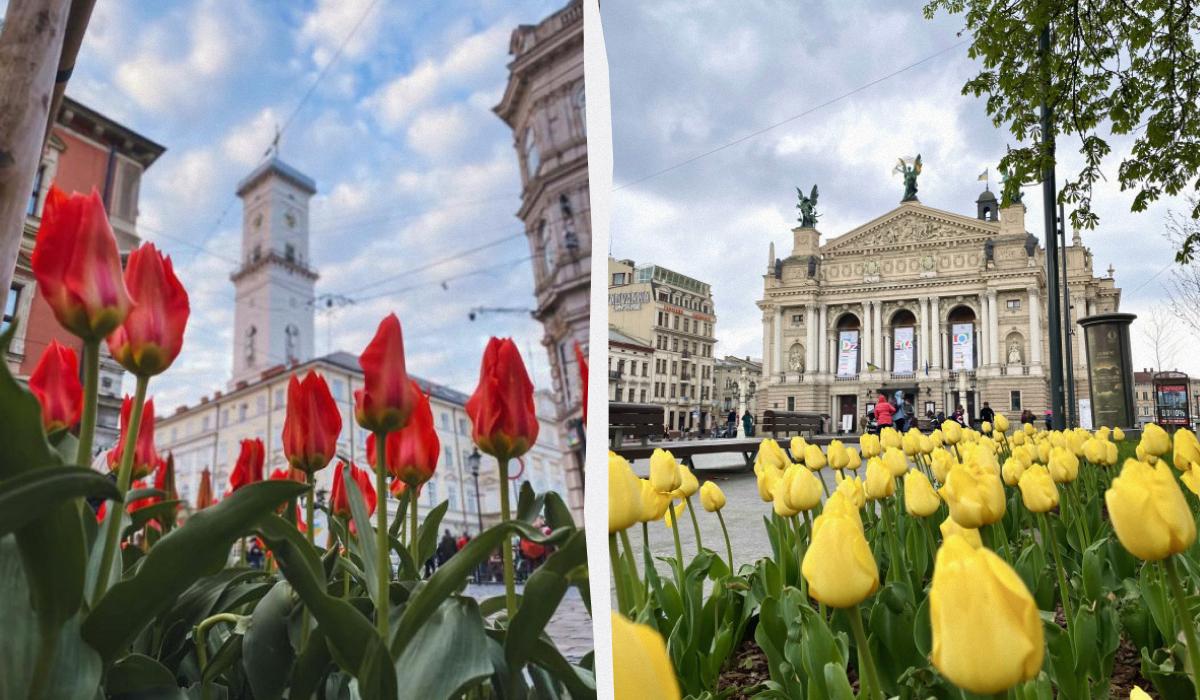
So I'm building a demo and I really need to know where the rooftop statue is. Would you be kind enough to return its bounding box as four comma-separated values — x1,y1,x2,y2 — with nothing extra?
796,185,819,228
894,154,922,202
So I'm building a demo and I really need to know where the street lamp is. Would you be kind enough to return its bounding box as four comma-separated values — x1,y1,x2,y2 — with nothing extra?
468,448,483,535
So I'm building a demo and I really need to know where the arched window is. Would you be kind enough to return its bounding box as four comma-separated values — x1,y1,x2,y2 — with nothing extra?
523,127,540,177
539,220,554,275
244,326,257,367
947,306,978,370
835,313,862,375
889,309,918,374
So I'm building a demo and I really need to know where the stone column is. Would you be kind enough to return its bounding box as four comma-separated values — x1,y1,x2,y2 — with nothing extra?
931,296,942,369
979,294,990,366
988,291,1000,366
805,303,817,375
761,312,771,378
818,304,828,373
773,306,784,381
861,302,872,368
1028,290,1042,364
884,331,892,371
874,301,884,368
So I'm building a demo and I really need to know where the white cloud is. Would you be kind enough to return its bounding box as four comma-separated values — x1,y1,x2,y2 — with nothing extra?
297,0,383,67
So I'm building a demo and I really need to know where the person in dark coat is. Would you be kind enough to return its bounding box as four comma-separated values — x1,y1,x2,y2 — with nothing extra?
980,401,995,425
741,412,755,437
436,529,456,567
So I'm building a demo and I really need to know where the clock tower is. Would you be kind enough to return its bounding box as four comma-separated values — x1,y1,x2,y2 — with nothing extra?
230,157,318,386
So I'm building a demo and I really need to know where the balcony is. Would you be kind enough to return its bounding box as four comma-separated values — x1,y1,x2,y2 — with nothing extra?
834,374,860,382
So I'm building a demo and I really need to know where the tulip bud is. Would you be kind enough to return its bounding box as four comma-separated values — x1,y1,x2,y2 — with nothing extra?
823,490,864,531
105,244,190,377
902,429,921,457
789,436,808,461
1023,422,1035,436
941,420,963,444
612,613,682,700
648,448,682,493
880,426,901,450
465,336,539,461
1183,467,1200,497
1011,431,1026,446
608,453,642,533
931,448,955,483
758,438,788,470
827,440,849,469
1141,423,1170,458
994,413,1009,434
802,511,879,608
940,463,1005,528
786,465,823,512
674,465,700,499
1017,464,1058,513
919,435,934,455
772,466,801,517
859,433,881,458
1113,427,1125,442
227,438,265,495
1104,440,1118,467
755,462,781,503
330,460,376,519
882,447,908,477
367,381,440,486
803,444,826,471
1048,447,1079,483
1106,458,1196,560
930,429,944,447
1001,457,1025,487
834,472,865,509
864,457,894,500
28,340,83,434
930,535,1044,694
1036,440,1051,465
108,395,158,480
939,515,982,548
637,479,670,522
31,185,133,341
981,421,992,435
282,371,342,474
699,481,726,512
1174,429,1200,472
904,470,940,517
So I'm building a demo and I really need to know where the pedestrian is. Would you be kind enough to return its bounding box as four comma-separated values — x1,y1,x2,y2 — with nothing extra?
436,528,456,568
456,532,470,551
424,555,436,578
980,401,995,425
952,404,966,426
874,392,895,430
1043,409,1052,430
893,390,907,432
727,408,736,432
742,411,755,437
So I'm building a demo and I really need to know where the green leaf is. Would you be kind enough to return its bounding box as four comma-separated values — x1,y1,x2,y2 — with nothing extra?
82,479,308,660
202,631,244,686
107,653,183,698
822,662,855,700
393,597,492,700
0,324,88,642
342,462,379,602
527,637,596,700
254,514,396,698
506,531,587,673
290,627,333,700
124,500,182,537
416,499,450,566
242,580,296,700
0,467,120,537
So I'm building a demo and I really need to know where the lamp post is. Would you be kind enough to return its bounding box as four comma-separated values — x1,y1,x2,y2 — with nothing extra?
468,448,483,535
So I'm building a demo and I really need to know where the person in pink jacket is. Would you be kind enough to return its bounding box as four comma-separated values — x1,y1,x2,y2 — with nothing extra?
874,393,896,428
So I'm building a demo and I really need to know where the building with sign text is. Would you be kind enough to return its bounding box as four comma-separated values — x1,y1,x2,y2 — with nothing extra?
609,257,719,433
758,187,1121,430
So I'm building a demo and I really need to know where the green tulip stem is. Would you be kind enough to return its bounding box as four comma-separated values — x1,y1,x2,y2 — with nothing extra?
668,500,685,590
609,534,631,615
820,471,832,498
1038,512,1074,624
194,613,240,700
373,431,390,638
302,470,315,644
1164,556,1200,700
618,528,643,607
846,604,883,700
498,457,517,620
685,494,704,554
716,509,735,575
881,500,904,582
75,338,100,467
921,516,939,576
641,521,654,597
93,373,149,601
791,515,805,593
408,486,419,568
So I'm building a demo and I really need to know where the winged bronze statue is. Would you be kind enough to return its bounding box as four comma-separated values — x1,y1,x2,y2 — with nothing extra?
796,185,819,228
894,154,922,202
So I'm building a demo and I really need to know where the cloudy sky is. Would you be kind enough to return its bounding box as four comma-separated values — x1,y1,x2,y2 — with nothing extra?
24,0,563,411
602,0,1197,376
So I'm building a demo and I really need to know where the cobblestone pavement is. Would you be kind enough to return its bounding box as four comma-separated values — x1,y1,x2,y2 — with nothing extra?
624,453,866,583
465,583,593,662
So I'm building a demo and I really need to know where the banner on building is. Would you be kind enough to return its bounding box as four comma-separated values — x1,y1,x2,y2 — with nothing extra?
951,323,975,370
1078,398,1093,430
893,327,915,373
836,330,859,377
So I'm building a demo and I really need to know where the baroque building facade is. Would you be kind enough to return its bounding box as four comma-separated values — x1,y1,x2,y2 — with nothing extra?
495,0,588,511
715,355,762,424
758,188,1120,431
608,257,719,433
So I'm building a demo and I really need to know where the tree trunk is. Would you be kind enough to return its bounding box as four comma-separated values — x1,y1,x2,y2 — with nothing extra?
0,0,71,317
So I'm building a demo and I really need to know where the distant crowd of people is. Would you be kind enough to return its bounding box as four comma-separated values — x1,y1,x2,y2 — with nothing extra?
865,390,1053,435
426,521,554,582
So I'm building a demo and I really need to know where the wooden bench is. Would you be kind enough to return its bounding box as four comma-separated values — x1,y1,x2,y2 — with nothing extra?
760,410,826,439
609,402,665,450
613,437,761,469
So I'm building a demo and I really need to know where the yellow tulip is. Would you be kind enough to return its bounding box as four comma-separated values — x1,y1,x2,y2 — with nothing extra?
803,444,827,471
902,429,922,456
835,472,866,509
1106,458,1196,560
880,426,902,450
638,479,671,522
649,448,682,493
1066,430,1089,457
1010,431,1026,446
1113,427,1125,442
864,457,895,500
609,454,643,533
942,420,963,444
699,480,726,512
1048,447,1079,484
1012,444,1034,470
1023,422,1036,436
1130,688,1151,700
919,435,934,455
1174,428,1200,471
756,438,788,471
1095,426,1111,441
1036,440,1051,465
981,421,992,435
1001,457,1026,487
802,511,879,608
828,440,849,469
612,613,681,700
930,535,1044,694
940,463,1005,528
823,490,864,531
930,429,944,447
931,448,955,483
755,462,781,503
1083,437,1107,464
1105,440,1118,467
844,446,862,469
882,447,909,477
1182,466,1200,496
939,515,983,548
994,413,1009,434
673,464,699,498
1017,464,1058,513
790,435,809,461
1142,423,1171,458
772,466,801,518
786,465,824,512
904,469,940,517
859,433,881,458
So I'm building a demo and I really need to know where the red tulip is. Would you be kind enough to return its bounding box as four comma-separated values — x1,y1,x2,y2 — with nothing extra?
196,468,214,509
390,478,414,498
520,538,546,560
106,243,189,377
227,438,265,494
366,380,439,487
30,185,132,340
28,340,83,434
574,340,588,425
127,478,156,512
330,460,377,519
269,466,307,483
282,371,341,473
108,395,158,480
354,314,415,434
466,338,539,461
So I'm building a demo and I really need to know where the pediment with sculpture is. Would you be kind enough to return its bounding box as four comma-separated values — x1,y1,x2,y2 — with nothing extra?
821,204,999,256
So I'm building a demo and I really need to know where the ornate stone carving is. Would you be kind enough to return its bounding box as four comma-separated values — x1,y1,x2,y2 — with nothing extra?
788,343,805,372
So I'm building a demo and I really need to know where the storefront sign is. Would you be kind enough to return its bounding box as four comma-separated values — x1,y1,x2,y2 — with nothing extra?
1154,372,1191,426
951,323,974,370
893,326,914,373
836,330,859,377
609,290,651,311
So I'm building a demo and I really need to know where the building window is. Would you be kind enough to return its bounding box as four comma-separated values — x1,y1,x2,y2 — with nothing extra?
239,404,248,422
110,159,141,222
640,389,647,402
332,379,345,400
1006,299,1021,311
284,243,296,262
2,285,20,332
523,127,540,177
459,418,469,435
275,388,284,409
257,396,267,415
787,397,795,411
202,416,210,431
615,388,623,401
443,446,454,467
792,314,803,325
27,165,45,216
612,272,626,285
1010,391,1021,411
244,326,257,367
